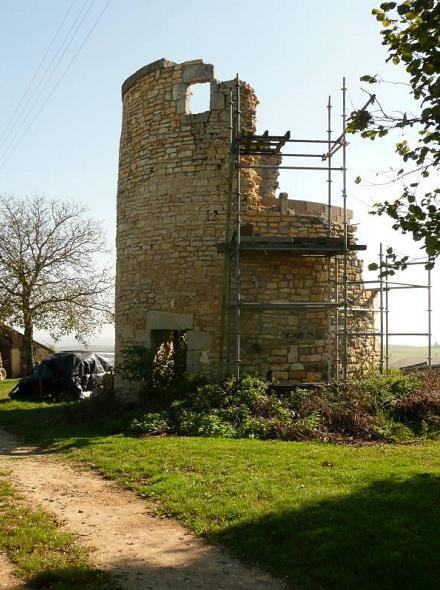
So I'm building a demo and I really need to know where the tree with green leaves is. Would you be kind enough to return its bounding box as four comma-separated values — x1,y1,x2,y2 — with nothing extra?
0,195,114,373
347,0,439,272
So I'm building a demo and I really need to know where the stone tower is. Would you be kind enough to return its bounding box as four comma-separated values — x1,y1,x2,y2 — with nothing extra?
115,58,376,395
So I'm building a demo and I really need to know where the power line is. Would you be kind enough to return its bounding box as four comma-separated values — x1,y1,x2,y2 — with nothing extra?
0,0,78,146
0,0,96,164
0,0,112,172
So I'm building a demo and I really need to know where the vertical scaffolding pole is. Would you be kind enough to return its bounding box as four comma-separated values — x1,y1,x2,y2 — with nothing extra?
218,90,234,378
342,77,348,383
326,96,332,238
379,243,384,372
335,256,340,383
385,251,390,371
428,259,432,368
235,74,241,379
326,95,333,380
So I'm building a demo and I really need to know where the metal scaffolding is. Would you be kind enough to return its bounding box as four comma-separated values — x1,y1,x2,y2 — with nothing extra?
348,248,434,372
219,75,433,383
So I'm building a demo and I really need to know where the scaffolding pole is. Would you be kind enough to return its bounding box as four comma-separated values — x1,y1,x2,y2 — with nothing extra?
385,252,390,370
342,77,348,384
428,259,432,368
235,75,241,379
326,95,332,381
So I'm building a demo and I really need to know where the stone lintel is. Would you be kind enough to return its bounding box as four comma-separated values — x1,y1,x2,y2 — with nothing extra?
182,63,214,84
146,310,194,331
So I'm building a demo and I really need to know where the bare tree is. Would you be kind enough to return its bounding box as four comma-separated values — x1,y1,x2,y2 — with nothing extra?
0,194,114,373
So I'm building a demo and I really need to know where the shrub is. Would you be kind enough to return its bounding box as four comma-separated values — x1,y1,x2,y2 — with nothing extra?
392,371,440,426
128,411,170,436
176,409,235,438
123,368,438,443
351,369,420,410
119,338,203,407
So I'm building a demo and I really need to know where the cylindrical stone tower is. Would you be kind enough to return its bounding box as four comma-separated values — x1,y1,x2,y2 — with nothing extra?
115,58,377,395
116,59,238,387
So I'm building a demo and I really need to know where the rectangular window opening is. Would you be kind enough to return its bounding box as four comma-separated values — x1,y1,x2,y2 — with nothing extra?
188,82,210,114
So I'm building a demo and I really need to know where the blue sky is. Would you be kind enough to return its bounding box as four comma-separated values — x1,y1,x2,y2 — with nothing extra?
0,0,438,349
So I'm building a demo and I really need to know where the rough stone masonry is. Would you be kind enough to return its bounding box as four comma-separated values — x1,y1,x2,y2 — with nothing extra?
115,58,377,396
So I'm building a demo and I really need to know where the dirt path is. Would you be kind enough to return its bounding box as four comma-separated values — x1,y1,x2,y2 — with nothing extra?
0,429,284,590
0,554,25,590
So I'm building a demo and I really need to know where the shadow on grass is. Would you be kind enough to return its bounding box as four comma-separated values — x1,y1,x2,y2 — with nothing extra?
27,556,279,590
26,471,439,590
23,473,440,590
28,565,118,590
211,473,440,590
0,396,133,450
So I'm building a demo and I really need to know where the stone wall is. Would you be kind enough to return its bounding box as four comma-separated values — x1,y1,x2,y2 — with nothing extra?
115,58,377,395
0,326,53,378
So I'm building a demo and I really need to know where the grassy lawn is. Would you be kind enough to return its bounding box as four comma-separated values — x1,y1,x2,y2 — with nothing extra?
0,471,118,590
0,393,438,589
0,379,18,400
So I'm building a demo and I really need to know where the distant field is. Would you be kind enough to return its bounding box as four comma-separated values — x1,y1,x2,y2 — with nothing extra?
389,345,440,366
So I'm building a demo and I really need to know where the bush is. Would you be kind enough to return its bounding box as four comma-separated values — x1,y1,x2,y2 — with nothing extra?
351,369,420,410
176,410,235,438
124,368,438,443
128,411,170,436
392,371,440,426
119,339,204,407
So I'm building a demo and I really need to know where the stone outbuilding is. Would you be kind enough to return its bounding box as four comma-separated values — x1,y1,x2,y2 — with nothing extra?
0,326,53,379
115,59,377,395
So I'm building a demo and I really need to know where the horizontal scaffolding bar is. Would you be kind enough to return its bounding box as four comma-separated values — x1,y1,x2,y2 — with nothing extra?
405,261,432,266
239,136,330,144
236,302,340,310
287,139,329,144
238,164,344,171
386,285,428,290
346,280,428,288
340,331,430,337
239,151,324,158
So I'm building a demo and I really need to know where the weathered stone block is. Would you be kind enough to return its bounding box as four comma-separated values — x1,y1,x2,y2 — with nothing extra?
186,350,202,373
187,330,211,351
182,63,214,83
146,310,193,331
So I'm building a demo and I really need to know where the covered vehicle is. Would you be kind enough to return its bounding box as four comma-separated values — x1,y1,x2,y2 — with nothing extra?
10,351,114,402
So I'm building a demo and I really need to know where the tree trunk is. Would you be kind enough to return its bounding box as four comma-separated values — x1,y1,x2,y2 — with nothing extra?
23,314,34,375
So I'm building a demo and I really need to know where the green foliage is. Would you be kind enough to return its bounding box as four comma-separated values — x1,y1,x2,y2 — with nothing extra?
128,411,170,436
120,337,196,406
125,369,438,442
351,368,420,409
176,410,236,438
348,0,440,271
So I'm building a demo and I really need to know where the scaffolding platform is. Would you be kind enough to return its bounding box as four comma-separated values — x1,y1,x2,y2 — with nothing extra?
219,236,366,256
235,301,340,310
240,131,290,154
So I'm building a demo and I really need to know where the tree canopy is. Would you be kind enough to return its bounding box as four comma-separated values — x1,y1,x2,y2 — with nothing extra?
0,194,113,372
347,0,440,271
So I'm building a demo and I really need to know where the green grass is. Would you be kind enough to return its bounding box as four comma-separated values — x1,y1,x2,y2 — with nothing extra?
0,397,439,589
0,379,18,400
0,471,119,590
